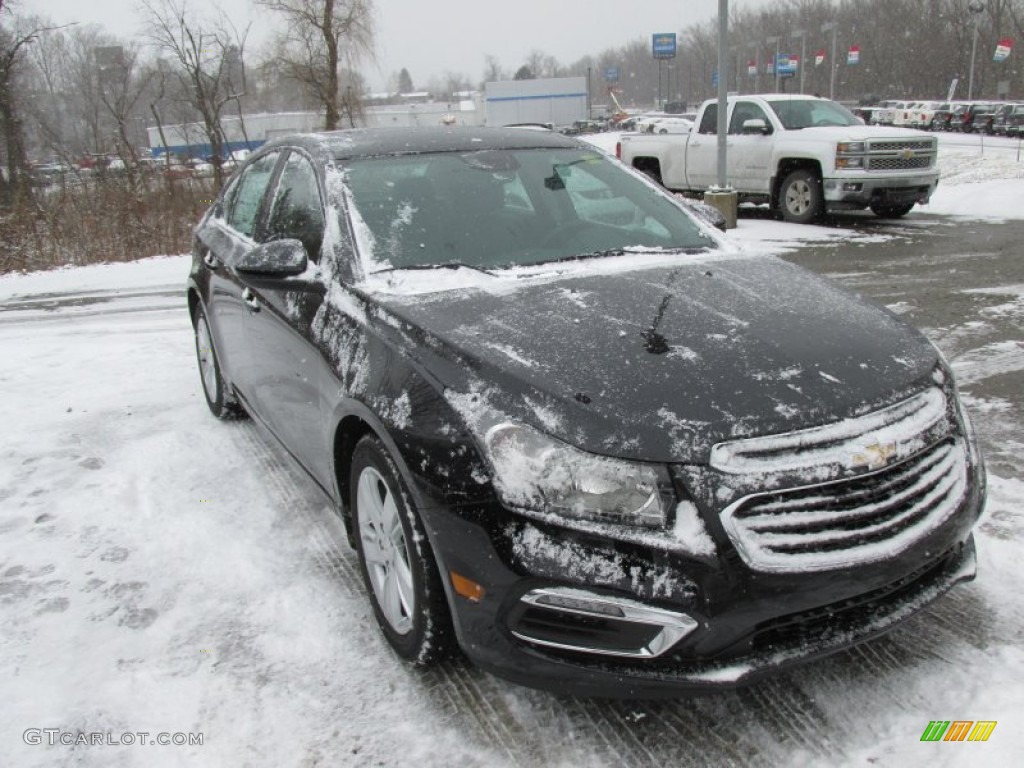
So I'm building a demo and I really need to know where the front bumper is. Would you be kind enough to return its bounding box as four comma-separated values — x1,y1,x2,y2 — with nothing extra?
414,458,983,698
822,173,939,209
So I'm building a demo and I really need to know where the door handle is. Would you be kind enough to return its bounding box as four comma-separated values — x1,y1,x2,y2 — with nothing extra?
203,253,219,269
242,288,260,311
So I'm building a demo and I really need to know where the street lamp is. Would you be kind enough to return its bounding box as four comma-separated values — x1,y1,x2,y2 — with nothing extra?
821,21,838,100
766,36,780,93
791,29,807,94
967,2,985,100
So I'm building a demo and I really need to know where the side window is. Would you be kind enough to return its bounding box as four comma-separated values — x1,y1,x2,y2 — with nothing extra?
698,105,718,134
226,151,280,238
265,153,325,260
729,102,770,134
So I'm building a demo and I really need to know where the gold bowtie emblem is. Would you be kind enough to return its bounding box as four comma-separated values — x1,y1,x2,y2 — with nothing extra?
852,441,898,470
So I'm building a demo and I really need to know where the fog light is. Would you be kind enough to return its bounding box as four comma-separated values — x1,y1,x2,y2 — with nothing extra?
450,571,485,602
842,182,863,192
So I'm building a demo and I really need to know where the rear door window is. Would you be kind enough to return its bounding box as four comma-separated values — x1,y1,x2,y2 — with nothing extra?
698,105,718,134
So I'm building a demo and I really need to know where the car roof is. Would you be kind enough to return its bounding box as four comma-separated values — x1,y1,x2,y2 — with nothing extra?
261,126,584,161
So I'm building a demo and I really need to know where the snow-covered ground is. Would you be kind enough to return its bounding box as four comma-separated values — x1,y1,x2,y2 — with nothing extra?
1,139,1022,767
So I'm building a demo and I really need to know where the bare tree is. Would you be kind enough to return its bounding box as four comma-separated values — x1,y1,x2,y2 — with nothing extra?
257,0,375,130
482,55,504,86
141,0,249,189
0,0,55,205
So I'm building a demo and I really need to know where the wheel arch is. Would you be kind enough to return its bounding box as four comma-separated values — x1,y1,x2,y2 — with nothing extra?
771,158,823,209
186,285,201,324
631,156,663,186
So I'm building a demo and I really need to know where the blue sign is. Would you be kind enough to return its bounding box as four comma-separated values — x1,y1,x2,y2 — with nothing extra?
652,33,677,60
775,54,798,77
605,66,620,83
711,69,719,87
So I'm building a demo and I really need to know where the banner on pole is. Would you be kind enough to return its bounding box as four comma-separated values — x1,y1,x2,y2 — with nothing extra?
993,38,1013,62
747,60,757,77
814,48,825,67
847,45,860,65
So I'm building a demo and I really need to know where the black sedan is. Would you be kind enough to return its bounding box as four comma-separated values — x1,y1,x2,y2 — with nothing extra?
188,127,985,697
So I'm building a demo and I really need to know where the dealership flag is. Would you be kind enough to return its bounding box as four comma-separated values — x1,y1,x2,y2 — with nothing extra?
815,48,825,66
994,38,1013,62
748,60,757,77
847,45,860,65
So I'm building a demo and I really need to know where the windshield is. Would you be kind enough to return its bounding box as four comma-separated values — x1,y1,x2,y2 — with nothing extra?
767,99,862,129
342,147,715,272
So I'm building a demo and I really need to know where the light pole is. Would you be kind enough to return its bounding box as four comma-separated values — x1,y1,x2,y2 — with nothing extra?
967,2,985,100
766,36,781,93
792,29,807,94
821,21,838,100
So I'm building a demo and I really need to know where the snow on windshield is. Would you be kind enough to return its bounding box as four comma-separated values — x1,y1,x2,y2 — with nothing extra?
340,147,716,276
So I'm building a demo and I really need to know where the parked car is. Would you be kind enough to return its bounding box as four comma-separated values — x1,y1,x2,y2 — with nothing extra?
988,103,1019,135
873,100,908,126
1004,104,1024,136
930,103,959,131
652,117,694,134
950,103,996,132
188,126,985,696
908,101,942,130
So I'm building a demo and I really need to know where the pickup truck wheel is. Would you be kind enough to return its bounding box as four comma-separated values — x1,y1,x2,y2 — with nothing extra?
779,169,824,224
869,202,915,219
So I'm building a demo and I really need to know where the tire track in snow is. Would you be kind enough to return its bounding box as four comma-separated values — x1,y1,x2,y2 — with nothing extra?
421,661,525,767
228,422,533,766
648,700,760,767
231,423,363,598
737,682,833,760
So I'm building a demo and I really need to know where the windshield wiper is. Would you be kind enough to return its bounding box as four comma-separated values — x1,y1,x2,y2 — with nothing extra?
370,262,496,276
546,246,711,265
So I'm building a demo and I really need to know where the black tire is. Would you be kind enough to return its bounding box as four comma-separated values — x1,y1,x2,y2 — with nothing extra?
193,305,246,420
350,435,455,665
778,169,824,224
637,164,663,186
870,202,915,219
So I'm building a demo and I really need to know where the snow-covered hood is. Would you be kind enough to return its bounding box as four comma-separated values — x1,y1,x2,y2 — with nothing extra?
370,256,939,464
785,125,934,143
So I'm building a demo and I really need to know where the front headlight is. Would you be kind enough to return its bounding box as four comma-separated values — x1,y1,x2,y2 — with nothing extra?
483,423,671,527
837,141,866,153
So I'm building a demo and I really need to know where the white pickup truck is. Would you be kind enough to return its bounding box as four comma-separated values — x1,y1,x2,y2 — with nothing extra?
616,94,939,222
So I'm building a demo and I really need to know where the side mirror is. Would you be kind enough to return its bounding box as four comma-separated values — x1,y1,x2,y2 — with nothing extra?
235,238,308,277
742,118,770,135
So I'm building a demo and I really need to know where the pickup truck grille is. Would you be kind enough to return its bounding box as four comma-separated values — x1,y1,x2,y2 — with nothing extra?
869,156,933,171
864,138,937,173
870,140,934,151
722,439,968,572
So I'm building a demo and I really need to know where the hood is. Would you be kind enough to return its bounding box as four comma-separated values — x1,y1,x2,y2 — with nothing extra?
369,256,938,464
800,125,934,142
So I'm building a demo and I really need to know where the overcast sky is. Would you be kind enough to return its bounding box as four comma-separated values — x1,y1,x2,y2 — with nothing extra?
28,0,777,91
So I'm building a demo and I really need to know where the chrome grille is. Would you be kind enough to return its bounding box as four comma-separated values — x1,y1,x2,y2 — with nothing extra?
721,439,968,572
710,388,950,477
860,138,937,174
868,156,933,171
869,140,934,151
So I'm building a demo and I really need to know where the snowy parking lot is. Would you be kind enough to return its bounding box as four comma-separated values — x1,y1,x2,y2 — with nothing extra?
1,134,1023,767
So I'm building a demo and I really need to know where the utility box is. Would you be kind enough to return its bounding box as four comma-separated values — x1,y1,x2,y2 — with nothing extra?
485,77,588,128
